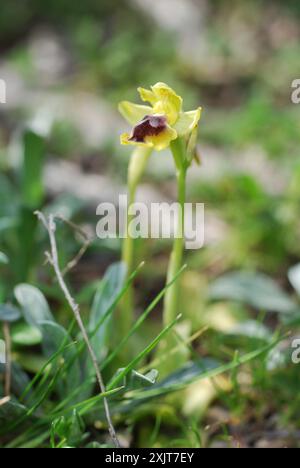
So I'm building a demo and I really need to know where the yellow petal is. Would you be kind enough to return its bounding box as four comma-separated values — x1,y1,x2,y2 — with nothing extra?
120,132,152,148
173,107,202,136
138,87,156,106
118,101,153,126
137,83,183,125
145,125,178,151
151,82,183,125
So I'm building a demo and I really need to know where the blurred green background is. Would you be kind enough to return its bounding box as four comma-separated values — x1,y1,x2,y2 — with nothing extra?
1,0,300,448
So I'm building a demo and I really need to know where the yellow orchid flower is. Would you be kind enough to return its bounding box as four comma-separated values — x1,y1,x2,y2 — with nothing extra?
119,82,202,152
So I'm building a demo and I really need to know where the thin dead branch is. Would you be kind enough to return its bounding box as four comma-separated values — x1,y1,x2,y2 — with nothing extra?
35,211,120,448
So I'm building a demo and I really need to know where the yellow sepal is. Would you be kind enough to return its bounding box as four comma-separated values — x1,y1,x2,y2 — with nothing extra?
118,101,153,126
174,108,202,136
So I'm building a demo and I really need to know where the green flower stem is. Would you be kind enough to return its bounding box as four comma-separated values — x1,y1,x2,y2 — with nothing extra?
163,168,187,326
156,139,188,377
120,146,152,337
121,186,136,275
163,140,187,326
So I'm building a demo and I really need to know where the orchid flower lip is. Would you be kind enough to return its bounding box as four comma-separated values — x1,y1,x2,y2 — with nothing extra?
129,114,167,143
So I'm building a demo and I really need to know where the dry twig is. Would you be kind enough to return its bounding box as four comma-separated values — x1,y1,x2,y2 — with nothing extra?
35,211,120,448
55,215,94,277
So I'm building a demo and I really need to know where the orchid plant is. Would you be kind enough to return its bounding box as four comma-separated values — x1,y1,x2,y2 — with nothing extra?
119,82,202,356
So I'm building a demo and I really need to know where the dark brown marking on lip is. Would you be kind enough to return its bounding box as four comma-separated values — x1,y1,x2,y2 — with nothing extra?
129,115,167,143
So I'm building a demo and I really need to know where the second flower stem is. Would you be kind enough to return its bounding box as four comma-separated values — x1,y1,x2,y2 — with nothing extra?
120,184,136,332
163,165,187,326
120,147,152,338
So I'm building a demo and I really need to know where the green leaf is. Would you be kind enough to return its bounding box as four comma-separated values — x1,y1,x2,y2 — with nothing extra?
99,264,186,373
130,340,279,402
210,271,296,314
51,416,69,442
39,321,81,400
15,207,39,281
0,174,18,219
107,314,181,391
0,304,21,322
22,129,45,207
39,321,71,358
14,284,54,330
77,262,127,400
52,387,123,420
281,311,300,326
13,129,46,281
154,358,220,392
68,410,85,446
15,353,48,374
89,262,127,360
113,369,158,392
0,252,9,264
0,217,17,233
0,400,28,425
86,342,279,422
50,410,84,448
226,320,273,342
288,264,300,297
12,323,42,346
